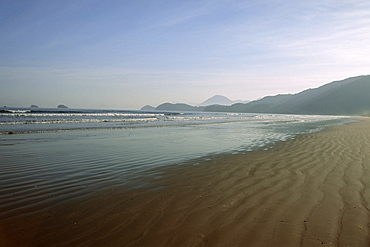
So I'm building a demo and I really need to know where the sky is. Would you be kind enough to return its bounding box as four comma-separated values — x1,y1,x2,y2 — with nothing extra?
1,0,370,109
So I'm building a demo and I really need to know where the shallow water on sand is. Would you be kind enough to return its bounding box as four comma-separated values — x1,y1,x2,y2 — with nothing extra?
0,113,352,219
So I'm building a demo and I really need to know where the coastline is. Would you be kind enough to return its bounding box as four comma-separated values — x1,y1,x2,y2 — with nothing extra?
1,118,370,246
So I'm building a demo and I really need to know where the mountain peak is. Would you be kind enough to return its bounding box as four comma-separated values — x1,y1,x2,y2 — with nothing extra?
198,95,249,106
198,95,234,106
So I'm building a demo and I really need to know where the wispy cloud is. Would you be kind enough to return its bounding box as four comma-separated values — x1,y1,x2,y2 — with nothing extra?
1,0,370,108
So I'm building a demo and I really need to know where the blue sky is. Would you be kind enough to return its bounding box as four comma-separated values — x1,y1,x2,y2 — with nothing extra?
1,0,370,109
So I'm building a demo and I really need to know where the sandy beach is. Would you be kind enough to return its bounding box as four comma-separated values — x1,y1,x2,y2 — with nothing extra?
1,118,370,246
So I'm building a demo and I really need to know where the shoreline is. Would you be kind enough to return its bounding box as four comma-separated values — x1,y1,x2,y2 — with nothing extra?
1,118,370,246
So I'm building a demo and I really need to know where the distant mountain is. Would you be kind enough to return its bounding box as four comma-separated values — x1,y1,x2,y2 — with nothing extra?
141,95,247,112
198,95,249,106
143,76,370,115
198,95,232,106
140,105,156,111
205,75,370,115
156,103,205,112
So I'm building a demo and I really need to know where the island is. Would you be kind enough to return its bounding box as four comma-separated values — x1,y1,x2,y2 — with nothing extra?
140,105,156,111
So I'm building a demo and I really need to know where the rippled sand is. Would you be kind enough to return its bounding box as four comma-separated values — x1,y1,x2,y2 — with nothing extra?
1,118,370,246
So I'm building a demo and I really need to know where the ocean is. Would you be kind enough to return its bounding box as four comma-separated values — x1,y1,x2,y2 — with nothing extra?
0,107,352,218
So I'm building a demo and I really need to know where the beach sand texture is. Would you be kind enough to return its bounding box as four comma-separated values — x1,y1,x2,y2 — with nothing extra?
1,118,370,246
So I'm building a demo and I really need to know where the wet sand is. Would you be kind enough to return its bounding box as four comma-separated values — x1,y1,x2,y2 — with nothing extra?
1,118,370,246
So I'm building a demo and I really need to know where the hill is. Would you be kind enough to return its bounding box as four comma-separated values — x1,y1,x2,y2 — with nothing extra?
156,103,205,112
139,95,249,111
205,75,370,115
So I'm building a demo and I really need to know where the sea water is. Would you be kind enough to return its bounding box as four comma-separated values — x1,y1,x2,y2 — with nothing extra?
0,107,353,216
